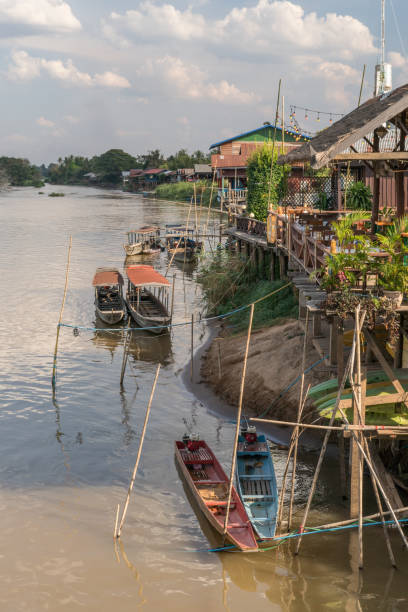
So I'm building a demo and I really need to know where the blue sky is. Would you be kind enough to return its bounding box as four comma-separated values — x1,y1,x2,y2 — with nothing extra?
1,0,408,163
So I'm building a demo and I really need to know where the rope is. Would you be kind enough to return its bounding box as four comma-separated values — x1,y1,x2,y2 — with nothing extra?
59,282,293,334
189,517,408,553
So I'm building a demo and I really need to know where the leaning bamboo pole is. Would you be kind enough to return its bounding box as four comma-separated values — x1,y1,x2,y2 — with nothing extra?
336,397,408,550
203,161,217,247
288,310,309,529
266,78,282,212
223,304,254,537
276,385,310,532
52,235,72,390
294,312,361,554
116,364,161,538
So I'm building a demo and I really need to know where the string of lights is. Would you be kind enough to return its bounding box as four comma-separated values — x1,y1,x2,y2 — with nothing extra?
290,104,343,124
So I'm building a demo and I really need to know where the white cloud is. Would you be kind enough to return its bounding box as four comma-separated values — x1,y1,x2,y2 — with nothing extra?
36,116,55,127
0,0,81,32
104,0,376,61
388,51,407,69
8,50,131,88
104,3,205,43
64,114,79,124
140,56,257,104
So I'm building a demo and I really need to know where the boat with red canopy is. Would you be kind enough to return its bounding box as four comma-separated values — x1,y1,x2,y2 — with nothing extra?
92,267,125,324
175,436,258,552
125,265,171,333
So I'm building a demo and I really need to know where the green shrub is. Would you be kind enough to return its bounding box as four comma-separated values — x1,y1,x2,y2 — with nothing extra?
345,181,372,210
246,145,290,221
155,181,213,206
198,249,297,331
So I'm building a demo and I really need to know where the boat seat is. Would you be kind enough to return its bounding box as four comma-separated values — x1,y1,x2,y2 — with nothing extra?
243,495,275,500
196,480,224,485
241,478,272,496
206,501,235,508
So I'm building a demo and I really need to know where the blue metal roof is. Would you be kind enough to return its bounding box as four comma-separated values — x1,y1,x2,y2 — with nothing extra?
209,124,311,149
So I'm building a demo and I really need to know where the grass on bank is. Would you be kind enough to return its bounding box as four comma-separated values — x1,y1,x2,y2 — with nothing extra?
198,249,298,332
155,181,213,206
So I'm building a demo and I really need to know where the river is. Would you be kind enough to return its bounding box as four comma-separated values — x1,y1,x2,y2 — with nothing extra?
0,185,407,611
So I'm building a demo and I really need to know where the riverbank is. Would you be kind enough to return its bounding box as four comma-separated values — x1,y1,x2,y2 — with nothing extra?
200,318,327,423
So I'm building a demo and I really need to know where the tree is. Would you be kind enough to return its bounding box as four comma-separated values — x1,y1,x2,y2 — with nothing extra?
140,149,165,169
246,146,290,221
93,149,138,184
0,156,43,187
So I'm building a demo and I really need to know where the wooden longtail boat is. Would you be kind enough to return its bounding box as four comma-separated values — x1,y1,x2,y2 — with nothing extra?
175,437,258,552
165,224,201,263
125,265,171,334
92,267,126,324
235,427,278,540
124,226,162,257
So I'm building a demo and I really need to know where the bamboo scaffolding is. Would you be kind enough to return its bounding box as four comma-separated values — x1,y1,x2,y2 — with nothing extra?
203,161,217,247
116,364,161,538
52,235,72,390
223,304,254,537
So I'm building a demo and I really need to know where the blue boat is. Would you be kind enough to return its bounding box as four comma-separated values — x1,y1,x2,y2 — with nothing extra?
235,426,278,540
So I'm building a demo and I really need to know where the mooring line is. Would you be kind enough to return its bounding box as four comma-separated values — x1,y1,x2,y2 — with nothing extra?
58,282,293,334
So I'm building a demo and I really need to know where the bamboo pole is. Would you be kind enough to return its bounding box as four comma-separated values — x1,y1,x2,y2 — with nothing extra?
190,313,194,382
310,505,408,531
117,364,161,538
120,330,131,387
275,385,310,532
223,304,254,536
358,64,366,107
165,235,183,276
194,183,199,235
204,161,217,245
281,95,285,156
363,437,396,567
52,235,72,389
114,503,120,539
267,78,282,212
170,273,176,323
288,310,309,530
336,399,408,550
294,313,361,554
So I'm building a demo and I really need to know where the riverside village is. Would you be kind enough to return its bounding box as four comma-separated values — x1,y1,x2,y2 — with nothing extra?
4,0,408,610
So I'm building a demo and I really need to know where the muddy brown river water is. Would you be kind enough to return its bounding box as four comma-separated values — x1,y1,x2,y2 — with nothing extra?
1,185,408,611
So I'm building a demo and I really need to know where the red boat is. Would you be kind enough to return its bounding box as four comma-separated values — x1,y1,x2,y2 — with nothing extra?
175,438,258,552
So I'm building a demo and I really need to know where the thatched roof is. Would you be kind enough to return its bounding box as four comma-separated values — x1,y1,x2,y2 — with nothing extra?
278,83,408,169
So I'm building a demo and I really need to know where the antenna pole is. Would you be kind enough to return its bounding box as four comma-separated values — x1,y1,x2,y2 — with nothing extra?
381,0,385,66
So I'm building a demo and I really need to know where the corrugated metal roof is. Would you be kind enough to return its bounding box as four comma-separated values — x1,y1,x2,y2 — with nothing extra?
126,265,170,287
93,267,124,286
209,124,311,149
143,168,166,175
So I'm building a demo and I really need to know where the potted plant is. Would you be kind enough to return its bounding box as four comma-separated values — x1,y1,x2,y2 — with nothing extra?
376,217,408,305
345,181,372,211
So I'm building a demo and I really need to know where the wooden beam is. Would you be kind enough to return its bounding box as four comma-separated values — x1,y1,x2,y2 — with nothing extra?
333,152,408,162
338,392,408,410
363,329,408,408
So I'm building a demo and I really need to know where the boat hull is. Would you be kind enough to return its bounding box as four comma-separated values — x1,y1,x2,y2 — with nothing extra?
236,435,278,540
96,306,125,325
175,441,258,552
169,248,197,263
125,300,170,334
124,242,143,256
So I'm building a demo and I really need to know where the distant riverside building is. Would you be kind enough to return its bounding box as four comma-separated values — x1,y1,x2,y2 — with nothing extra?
209,124,310,194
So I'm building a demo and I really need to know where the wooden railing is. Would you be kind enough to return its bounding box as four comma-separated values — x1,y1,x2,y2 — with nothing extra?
236,216,267,237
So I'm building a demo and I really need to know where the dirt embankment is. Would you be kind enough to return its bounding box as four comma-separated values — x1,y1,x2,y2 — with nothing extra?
201,319,328,422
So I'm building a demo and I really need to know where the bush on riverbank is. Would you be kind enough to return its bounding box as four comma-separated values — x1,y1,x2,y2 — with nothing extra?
198,249,297,331
155,181,213,206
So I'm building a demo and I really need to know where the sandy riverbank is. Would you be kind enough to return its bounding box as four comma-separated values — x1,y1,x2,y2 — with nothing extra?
200,319,328,423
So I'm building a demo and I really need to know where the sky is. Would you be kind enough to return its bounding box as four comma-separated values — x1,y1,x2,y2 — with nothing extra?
1,0,408,164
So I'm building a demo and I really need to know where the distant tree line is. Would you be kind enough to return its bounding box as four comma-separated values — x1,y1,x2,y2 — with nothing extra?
46,148,211,185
